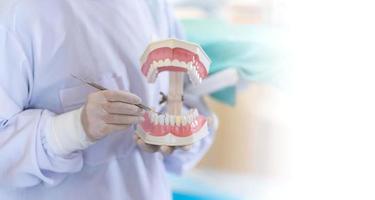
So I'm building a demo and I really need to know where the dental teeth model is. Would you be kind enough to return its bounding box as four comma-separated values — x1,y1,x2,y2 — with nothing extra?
137,39,211,146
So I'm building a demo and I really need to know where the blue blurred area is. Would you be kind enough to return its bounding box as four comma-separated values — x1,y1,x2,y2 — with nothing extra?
173,192,239,200
168,173,240,200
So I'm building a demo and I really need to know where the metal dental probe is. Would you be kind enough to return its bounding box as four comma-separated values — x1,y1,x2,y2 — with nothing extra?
71,74,156,113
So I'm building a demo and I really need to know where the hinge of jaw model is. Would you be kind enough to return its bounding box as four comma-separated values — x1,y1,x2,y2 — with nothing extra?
137,38,211,146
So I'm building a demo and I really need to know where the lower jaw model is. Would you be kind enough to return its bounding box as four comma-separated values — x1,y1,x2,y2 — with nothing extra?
137,39,211,146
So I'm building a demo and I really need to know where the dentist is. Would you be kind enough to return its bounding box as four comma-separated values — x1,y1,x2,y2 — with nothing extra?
0,0,214,199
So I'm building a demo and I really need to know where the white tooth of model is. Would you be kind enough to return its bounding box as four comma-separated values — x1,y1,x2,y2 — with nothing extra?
175,116,181,126
176,60,182,67
187,114,193,123
172,59,179,67
194,109,199,118
170,115,176,126
152,60,158,68
181,116,187,126
147,65,154,81
165,114,170,125
151,70,158,82
164,59,171,66
181,61,187,69
158,115,165,125
154,114,159,125
187,62,193,70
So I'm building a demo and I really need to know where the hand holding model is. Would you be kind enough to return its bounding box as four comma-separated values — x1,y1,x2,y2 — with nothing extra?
81,90,145,141
134,135,193,155
47,90,145,156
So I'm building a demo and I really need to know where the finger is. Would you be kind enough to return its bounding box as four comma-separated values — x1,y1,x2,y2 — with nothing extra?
180,144,193,151
90,124,131,140
136,138,160,153
160,145,175,155
103,114,144,125
105,124,131,133
103,102,144,115
102,90,142,104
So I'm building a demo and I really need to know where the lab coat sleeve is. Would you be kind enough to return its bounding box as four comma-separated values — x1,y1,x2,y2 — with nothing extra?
162,2,216,174
0,27,83,188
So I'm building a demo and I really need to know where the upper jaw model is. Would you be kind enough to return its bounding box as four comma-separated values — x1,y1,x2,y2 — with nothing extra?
137,38,211,146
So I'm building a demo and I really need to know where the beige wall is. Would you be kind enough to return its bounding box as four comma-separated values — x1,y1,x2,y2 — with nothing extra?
197,83,286,176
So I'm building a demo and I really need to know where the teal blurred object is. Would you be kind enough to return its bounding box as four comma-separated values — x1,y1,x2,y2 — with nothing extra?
173,192,239,200
182,19,281,106
169,173,241,200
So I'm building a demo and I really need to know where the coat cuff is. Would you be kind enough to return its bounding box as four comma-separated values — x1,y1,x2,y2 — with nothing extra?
46,107,95,156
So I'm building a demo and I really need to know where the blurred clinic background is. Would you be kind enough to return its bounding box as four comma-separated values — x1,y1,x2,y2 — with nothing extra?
167,0,287,199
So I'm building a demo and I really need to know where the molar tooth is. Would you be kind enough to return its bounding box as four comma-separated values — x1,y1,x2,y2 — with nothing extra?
194,75,200,85
150,69,158,82
175,116,181,126
193,109,199,118
187,62,193,70
195,70,199,79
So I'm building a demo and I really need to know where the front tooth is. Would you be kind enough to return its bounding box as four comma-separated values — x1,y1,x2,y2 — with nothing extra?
181,116,187,126
165,114,170,125
152,60,158,68
170,116,176,126
158,115,165,125
172,59,179,67
164,59,171,66
180,61,187,68
175,116,181,126
157,60,163,67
